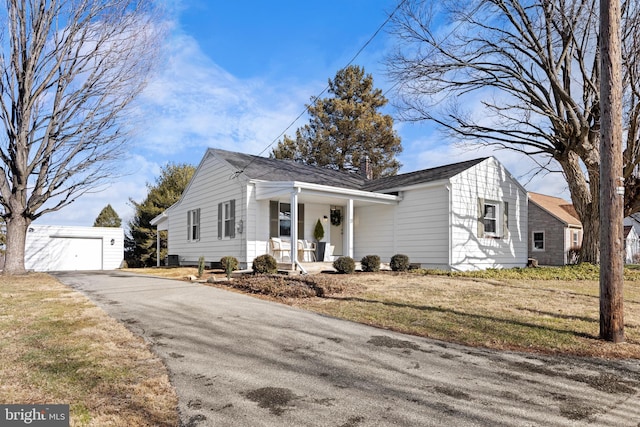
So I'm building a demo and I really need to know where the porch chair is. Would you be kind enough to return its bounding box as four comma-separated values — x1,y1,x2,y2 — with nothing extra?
297,239,316,262
269,237,291,262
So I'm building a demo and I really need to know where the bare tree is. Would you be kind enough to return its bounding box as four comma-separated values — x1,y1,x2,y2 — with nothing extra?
388,0,640,263
0,0,162,274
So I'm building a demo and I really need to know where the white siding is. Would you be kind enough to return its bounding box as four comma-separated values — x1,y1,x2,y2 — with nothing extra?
354,186,450,266
25,225,123,271
449,158,528,271
166,152,248,266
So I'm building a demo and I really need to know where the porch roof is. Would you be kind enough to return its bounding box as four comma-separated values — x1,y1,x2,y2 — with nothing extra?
254,180,400,206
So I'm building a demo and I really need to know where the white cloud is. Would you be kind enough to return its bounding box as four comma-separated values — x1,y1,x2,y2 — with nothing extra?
132,32,318,158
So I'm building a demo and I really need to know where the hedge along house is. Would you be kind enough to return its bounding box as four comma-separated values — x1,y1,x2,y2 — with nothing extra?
151,148,528,272
24,225,124,271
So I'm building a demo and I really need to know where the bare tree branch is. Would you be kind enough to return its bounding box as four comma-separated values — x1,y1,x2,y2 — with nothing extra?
0,0,164,274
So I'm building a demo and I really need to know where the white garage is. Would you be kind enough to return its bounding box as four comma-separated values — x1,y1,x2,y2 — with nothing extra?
25,225,124,272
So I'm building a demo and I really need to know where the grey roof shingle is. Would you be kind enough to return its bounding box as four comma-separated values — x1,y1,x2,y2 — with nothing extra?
212,149,365,189
361,158,488,192
211,148,487,193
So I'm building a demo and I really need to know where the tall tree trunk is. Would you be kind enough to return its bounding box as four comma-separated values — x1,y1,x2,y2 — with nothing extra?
580,205,600,264
558,150,600,264
3,214,31,275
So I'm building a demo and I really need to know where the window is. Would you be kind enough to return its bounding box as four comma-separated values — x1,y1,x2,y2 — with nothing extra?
218,200,235,239
478,198,508,239
187,209,200,241
533,231,545,251
483,203,498,234
279,203,291,237
572,230,579,247
269,201,304,238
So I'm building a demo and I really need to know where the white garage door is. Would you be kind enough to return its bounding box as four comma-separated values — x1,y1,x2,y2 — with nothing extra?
49,237,103,271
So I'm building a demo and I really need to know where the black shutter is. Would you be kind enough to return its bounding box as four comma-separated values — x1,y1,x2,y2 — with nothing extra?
217,203,222,239
502,202,509,240
230,200,236,239
187,211,191,240
298,204,305,240
477,198,485,238
269,201,279,237
196,208,201,240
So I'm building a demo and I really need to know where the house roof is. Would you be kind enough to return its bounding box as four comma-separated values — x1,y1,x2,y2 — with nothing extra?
362,158,488,192
529,192,582,227
211,148,488,193
210,149,365,189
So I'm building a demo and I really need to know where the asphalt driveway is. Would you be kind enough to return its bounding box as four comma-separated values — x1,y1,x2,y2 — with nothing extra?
54,271,640,426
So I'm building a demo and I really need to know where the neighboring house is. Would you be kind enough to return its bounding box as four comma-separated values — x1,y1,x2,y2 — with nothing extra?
151,148,528,272
25,225,124,271
528,192,583,266
624,225,640,264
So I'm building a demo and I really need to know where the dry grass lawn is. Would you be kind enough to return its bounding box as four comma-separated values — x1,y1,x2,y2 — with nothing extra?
129,266,640,359
0,274,178,426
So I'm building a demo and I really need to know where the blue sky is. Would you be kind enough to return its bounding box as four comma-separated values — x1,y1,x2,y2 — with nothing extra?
39,0,568,227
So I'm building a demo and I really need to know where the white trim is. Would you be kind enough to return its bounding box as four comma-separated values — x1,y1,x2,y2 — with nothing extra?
532,230,545,251
254,181,400,205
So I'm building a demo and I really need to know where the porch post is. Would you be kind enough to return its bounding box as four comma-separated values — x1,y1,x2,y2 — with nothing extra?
156,230,161,267
290,190,299,269
346,198,354,258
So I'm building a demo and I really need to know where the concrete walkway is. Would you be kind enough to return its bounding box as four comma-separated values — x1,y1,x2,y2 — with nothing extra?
54,271,640,427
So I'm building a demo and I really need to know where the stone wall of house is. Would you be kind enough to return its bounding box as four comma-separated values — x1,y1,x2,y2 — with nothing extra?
528,202,568,266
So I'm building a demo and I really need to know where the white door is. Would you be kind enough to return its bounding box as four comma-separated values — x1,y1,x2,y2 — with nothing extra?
330,206,344,257
49,237,103,271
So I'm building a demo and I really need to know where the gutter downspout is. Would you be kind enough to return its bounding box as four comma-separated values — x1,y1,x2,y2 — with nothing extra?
295,259,308,275
156,230,161,267
446,183,452,269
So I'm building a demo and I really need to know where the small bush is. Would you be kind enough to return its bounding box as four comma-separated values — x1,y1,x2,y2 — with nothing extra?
360,255,380,272
221,256,239,279
197,256,206,278
390,254,410,272
333,256,355,274
252,254,278,274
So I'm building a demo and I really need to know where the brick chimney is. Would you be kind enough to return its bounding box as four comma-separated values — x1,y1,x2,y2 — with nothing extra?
359,156,372,180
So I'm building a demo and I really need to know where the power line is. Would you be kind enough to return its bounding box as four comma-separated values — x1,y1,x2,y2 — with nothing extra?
234,0,409,176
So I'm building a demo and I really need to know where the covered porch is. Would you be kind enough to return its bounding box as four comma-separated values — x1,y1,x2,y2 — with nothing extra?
254,180,400,273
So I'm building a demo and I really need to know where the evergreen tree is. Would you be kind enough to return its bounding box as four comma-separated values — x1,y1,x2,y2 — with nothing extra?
126,163,195,267
93,204,122,227
272,65,402,178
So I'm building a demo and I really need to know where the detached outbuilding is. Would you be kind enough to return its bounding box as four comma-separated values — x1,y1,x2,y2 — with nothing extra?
25,225,124,271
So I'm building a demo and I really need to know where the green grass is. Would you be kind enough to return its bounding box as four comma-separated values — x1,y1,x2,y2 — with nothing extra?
0,274,178,426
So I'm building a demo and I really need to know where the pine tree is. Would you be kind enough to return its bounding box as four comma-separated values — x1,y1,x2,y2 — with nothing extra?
272,65,402,178
126,163,195,267
93,204,122,227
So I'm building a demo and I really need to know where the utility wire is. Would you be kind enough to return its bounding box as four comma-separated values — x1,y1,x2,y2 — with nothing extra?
234,0,409,176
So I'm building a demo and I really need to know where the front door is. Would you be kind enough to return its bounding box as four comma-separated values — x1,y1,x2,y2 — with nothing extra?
330,206,344,258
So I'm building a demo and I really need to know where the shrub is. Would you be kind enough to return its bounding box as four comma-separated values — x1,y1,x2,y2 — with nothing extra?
333,256,355,274
313,218,325,241
221,256,239,279
360,255,380,272
252,254,278,274
197,256,206,278
390,254,410,272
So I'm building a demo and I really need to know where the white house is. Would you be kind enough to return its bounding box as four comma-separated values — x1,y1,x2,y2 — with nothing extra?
25,225,124,271
151,148,528,272
624,225,640,264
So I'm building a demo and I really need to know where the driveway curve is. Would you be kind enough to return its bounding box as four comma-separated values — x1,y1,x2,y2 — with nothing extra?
54,271,640,427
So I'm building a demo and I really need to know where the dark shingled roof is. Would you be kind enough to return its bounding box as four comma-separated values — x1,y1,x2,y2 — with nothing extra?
211,148,487,192
211,149,365,189
362,157,488,192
